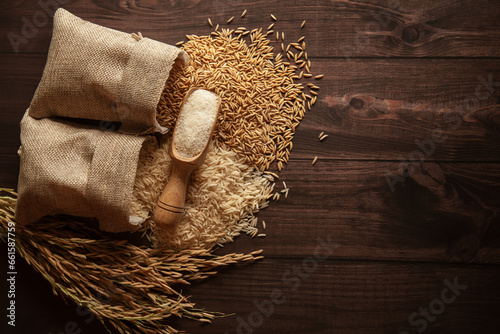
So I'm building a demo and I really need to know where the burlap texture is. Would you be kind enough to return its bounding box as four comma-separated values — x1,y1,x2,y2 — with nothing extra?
15,112,154,232
15,9,186,232
28,8,188,135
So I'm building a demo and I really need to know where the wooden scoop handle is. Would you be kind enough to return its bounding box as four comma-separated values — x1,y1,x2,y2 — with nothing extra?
153,161,196,227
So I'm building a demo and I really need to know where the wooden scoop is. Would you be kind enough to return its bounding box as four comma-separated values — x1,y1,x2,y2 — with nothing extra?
153,88,221,227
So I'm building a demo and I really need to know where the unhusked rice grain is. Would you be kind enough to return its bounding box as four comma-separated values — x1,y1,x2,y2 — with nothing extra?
156,26,319,172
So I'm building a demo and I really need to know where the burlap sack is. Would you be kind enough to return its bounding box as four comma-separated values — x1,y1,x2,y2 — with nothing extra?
28,8,188,135
15,9,188,232
15,112,154,232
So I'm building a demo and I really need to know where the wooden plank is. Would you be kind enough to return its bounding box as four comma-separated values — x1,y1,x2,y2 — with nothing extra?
1,54,499,160
1,0,500,57
4,250,499,334
218,160,500,264
178,260,500,334
290,58,500,161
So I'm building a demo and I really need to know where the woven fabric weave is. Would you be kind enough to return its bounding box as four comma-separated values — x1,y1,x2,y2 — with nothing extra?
28,8,188,135
15,113,155,232
15,8,186,232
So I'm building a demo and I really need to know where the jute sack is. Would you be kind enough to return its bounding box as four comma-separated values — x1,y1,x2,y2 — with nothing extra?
28,8,188,135
15,112,155,232
15,9,188,232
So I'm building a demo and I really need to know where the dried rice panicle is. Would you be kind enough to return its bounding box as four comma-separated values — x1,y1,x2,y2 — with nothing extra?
0,189,262,334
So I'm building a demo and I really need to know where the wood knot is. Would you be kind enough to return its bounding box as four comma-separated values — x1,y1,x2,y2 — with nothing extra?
411,162,445,189
350,97,365,110
402,25,420,44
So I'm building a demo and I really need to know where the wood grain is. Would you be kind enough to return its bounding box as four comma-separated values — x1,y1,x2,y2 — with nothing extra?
223,160,500,264
177,259,500,334
1,0,500,57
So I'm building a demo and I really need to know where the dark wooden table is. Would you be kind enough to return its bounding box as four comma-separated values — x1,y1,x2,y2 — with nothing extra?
1,1,500,333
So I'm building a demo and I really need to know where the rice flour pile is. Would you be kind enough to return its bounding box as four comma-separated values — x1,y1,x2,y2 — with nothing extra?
174,89,219,158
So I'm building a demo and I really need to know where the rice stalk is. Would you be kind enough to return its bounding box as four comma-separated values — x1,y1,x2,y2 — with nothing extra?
0,188,262,334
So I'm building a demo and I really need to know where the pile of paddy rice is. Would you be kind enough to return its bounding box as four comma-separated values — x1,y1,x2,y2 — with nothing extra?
133,17,323,248
157,24,321,172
